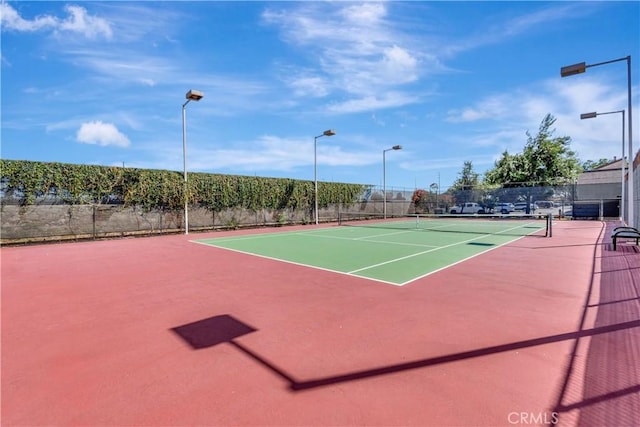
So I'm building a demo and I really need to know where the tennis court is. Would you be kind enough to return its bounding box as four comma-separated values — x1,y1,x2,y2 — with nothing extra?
195,213,551,285
2,219,638,426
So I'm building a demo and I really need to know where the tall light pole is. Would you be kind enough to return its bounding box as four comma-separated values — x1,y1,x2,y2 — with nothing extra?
182,89,204,235
562,56,634,227
580,110,625,221
314,129,336,225
383,145,402,218
430,182,439,212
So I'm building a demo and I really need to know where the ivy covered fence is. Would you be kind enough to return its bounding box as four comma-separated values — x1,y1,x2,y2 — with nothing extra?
0,159,367,211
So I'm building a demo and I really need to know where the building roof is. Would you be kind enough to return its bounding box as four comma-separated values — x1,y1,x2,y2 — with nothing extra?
577,159,627,185
594,159,625,171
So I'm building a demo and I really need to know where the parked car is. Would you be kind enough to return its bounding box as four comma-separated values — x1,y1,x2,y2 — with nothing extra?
514,202,538,212
493,203,515,214
449,202,486,214
535,201,554,209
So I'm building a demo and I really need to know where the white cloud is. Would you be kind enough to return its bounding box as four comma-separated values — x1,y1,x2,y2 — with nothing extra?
340,2,386,25
183,135,378,173
327,92,419,114
502,4,590,37
382,45,418,83
263,2,425,111
0,3,57,31
449,108,491,123
0,3,112,39
77,121,130,147
440,3,594,57
57,5,113,39
446,94,514,123
442,76,636,163
401,154,498,172
281,68,330,98
64,48,175,85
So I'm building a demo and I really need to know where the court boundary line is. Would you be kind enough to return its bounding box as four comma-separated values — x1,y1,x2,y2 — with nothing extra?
348,220,541,275
395,221,546,285
348,233,502,274
195,226,391,244
295,231,440,249
192,220,542,286
398,235,528,285
191,239,403,286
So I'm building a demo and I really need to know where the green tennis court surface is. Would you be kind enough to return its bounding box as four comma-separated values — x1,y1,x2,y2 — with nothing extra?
195,214,549,286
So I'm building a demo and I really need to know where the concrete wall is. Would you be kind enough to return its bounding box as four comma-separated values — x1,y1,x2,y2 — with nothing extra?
1,200,414,244
574,183,621,201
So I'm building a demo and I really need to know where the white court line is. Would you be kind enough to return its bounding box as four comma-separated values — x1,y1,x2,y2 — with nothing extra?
199,226,425,246
396,235,528,286
190,240,403,286
296,231,440,249
196,227,343,244
347,221,540,274
348,234,482,274
193,220,543,286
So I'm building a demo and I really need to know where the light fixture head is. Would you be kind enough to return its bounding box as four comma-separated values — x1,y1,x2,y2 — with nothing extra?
560,62,586,77
580,112,598,120
323,129,336,136
186,89,204,101
392,145,402,150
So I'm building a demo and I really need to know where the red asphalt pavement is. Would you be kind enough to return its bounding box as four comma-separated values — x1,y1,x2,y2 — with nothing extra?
1,220,637,426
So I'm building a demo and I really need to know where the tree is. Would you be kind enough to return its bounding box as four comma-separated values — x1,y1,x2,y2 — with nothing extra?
449,161,482,205
483,151,527,187
411,189,428,213
451,161,479,191
582,158,613,171
485,114,581,187
484,114,582,212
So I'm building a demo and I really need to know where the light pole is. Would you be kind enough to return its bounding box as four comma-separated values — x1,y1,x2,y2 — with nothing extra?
430,182,439,212
383,145,402,218
182,89,203,235
562,56,634,227
314,129,336,225
580,110,625,221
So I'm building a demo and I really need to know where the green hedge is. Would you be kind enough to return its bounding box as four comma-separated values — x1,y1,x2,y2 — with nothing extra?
0,159,366,211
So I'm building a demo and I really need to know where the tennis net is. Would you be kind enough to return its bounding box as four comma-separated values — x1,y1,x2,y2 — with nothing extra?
337,212,552,237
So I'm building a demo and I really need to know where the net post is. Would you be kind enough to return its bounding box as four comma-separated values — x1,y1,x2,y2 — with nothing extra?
547,213,552,237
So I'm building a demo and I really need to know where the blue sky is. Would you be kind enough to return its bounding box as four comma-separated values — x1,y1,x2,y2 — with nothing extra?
1,1,639,192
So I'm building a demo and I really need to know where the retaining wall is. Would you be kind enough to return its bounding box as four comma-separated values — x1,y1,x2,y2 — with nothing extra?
0,200,413,244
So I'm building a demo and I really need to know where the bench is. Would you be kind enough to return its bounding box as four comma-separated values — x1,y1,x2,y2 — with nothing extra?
611,226,640,251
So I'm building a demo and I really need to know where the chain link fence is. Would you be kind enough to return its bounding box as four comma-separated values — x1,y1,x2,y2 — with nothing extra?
0,181,632,244
358,182,626,220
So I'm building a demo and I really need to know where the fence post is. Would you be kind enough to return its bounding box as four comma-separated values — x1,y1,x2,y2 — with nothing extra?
599,200,604,221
